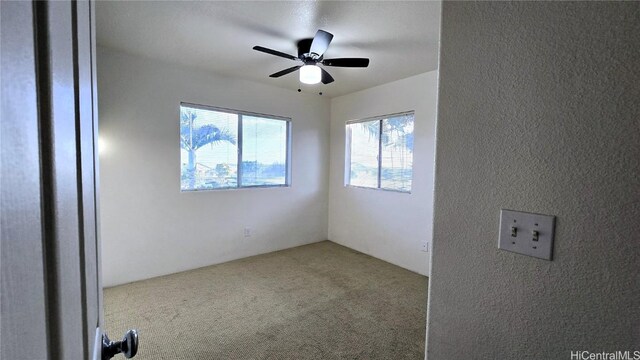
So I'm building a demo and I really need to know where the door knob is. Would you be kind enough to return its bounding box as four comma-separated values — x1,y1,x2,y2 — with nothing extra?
102,329,138,359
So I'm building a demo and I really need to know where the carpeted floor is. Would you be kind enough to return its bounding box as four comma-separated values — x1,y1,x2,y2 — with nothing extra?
104,241,428,359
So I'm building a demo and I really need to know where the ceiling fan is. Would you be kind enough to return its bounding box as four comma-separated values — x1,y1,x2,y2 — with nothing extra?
253,29,370,85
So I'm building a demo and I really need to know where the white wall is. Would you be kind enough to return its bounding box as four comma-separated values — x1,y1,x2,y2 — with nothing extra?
427,2,640,358
98,48,330,287
328,72,439,276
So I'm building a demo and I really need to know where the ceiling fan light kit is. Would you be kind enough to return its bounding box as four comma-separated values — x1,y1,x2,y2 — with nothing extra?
253,29,370,87
299,65,321,84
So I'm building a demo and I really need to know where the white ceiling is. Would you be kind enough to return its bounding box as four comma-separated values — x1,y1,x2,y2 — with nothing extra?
96,1,441,98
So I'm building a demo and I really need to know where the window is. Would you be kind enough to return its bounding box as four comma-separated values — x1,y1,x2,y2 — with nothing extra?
346,112,414,192
180,103,290,191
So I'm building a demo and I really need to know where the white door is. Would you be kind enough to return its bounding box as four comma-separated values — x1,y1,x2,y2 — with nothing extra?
1,1,136,359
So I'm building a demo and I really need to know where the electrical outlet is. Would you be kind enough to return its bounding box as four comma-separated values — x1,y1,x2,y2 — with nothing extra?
498,209,555,260
421,241,429,252
243,227,251,237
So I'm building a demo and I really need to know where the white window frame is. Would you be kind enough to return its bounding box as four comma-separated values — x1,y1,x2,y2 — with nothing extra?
344,111,415,193
180,102,292,191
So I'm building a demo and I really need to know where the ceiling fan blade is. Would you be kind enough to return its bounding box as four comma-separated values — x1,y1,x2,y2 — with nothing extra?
309,30,334,57
322,58,370,68
269,65,302,78
253,46,298,61
320,68,334,84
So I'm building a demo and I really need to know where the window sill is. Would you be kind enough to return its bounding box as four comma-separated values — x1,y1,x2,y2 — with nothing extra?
181,184,290,193
344,184,411,194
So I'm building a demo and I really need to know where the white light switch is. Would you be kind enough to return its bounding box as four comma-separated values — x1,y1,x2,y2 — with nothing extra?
498,209,555,260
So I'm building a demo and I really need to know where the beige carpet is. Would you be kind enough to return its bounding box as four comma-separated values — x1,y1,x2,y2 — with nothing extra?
104,241,428,359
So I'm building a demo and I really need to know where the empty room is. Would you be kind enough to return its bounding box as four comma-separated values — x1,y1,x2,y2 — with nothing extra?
96,1,438,358
1,1,638,360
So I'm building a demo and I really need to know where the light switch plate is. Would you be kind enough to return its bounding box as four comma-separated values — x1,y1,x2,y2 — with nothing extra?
498,209,555,260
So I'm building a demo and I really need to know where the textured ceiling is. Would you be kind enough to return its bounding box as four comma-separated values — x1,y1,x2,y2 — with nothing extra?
96,1,441,98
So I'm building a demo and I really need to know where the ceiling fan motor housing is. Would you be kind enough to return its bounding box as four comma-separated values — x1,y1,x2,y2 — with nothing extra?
297,38,319,61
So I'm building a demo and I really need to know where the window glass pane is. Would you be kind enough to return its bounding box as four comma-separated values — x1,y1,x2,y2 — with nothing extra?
380,114,414,192
241,116,288,186
347,120,380,188
180,105,238,190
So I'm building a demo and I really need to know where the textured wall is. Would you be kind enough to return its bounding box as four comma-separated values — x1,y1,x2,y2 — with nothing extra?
427,2,639,359
328,72,439,276
98,48,330,287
